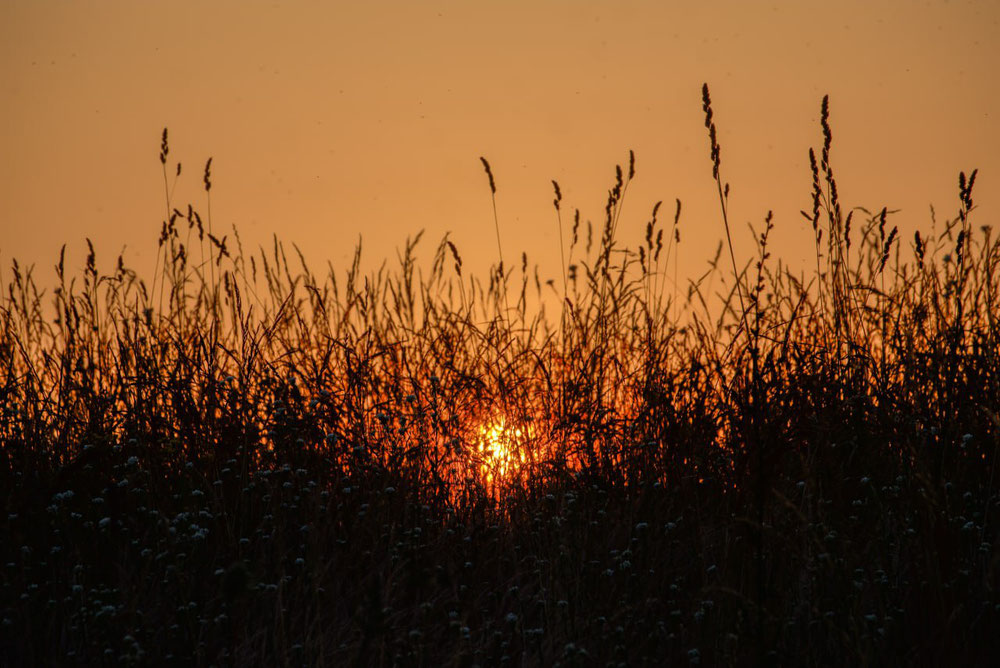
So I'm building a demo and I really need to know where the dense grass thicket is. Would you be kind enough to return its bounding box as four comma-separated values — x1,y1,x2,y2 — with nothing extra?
2,90,999,666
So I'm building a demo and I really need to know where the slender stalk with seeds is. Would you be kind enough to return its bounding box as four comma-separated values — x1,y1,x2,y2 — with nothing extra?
702,81,766,660
701,84,749,344
480,156,511,338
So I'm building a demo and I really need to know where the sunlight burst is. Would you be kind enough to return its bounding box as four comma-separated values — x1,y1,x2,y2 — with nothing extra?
476,416,529,483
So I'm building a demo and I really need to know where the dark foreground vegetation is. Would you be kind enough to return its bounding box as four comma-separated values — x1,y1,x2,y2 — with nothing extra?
2,89,999,666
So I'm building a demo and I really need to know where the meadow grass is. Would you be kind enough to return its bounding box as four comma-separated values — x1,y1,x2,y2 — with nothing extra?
1,90,999,666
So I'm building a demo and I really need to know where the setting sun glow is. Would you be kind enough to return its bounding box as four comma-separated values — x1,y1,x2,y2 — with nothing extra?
475,417,530,483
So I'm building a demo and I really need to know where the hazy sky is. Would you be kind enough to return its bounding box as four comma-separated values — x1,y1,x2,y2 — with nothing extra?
2,0,997,287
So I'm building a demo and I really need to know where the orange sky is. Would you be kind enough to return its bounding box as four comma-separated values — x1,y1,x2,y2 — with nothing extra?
2,1,997,291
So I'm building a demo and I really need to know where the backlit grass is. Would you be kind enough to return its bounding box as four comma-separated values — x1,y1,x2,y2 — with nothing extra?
2,89,999,666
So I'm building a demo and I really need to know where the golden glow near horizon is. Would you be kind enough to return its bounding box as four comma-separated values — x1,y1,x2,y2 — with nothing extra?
476,417,531,484
1,1,997,290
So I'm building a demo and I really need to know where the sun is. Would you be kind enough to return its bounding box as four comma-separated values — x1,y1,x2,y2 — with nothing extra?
475,416,529,483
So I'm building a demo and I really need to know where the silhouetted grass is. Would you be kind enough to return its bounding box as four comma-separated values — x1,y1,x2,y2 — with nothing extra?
1,89,999,666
